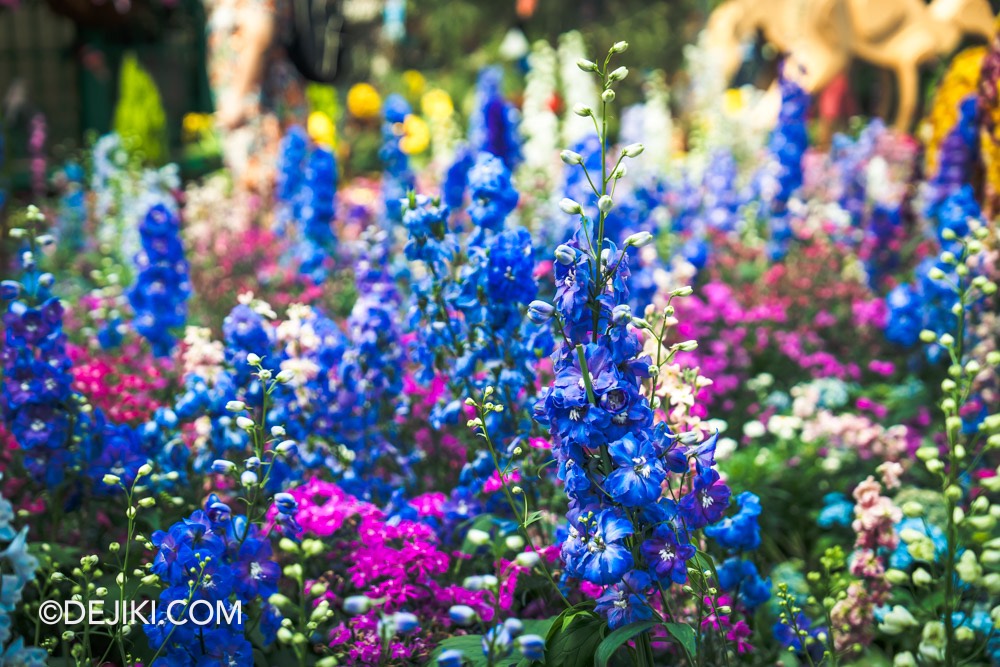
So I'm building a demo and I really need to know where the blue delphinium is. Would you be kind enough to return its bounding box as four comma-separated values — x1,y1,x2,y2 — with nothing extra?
380,94,417,222
773,612,827,663
468,66,521,171
1,210,83,485
144,498,283,665
57,161,88,252
128,199,191,357
531,45,736,635
762,67,809,259
925,95,978,219
467,153,519,235
275,128,339,283
705,491,763,552
0,477,46,667
400,153,553,527
717,557,771,610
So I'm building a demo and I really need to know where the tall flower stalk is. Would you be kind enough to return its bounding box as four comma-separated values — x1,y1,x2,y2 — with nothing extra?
532,41,735,665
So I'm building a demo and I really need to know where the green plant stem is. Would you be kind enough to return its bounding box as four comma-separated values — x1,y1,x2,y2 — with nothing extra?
942,284,967,667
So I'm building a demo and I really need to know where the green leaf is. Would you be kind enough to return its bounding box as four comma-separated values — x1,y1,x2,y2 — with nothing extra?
428,634,488,666
521,618,555,638
523,510,546,528
545,606,605,667
664,622,697,660
594,620,659,667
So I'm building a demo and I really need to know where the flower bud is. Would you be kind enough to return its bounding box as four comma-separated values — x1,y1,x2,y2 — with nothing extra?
573,104,593,117
448,604,477,625
554,244,577,264
102,474,121,486
517,634,545,660
275,369,295,384
608,66,629,81
624,231,653,248
597,195,613,213
559,150,583,165
236,416,255,431
515,551,540,568
559,198,583,215
505,535,525,551
527,300,556,324
576,58,598,72
246,353,262,365
621,143,645,159
610,40,629,53
343,595,372,615
240,470,259,486
393,612,420,634
467,528,491,546
601,89,616,103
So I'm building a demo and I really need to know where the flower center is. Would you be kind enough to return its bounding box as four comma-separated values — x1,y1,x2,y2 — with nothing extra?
700,492,714,509
659,547,675,562
250,561,264,579
587,537,606,554
632,457,650,477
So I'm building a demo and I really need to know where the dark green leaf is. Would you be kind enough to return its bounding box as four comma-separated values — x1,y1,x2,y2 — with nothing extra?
545,607,605,667
664,622,697,660
594,620,659,667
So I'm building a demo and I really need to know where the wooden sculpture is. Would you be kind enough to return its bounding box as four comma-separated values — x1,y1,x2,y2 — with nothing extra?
705,0,996,131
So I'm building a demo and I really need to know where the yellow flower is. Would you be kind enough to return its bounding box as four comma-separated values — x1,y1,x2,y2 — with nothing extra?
722,88,745,115
183,112,211,136
421,88,454,121
347,83,382,120
922,47,986,174
399,114,430,155
402,70,426,98
307,111,336,147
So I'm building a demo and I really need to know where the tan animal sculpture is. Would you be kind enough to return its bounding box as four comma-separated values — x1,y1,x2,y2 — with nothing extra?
704,0,996,131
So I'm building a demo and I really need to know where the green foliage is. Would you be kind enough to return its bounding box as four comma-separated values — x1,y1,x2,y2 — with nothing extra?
112,53,168,165
595,620,659,667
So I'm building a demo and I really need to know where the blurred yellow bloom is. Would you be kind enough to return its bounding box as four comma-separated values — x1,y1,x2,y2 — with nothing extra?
347,83,382,119
402,70,426,97
307,111,336,147
722,88,745,115
183,113,212,136
421,88,454,121
922,47,986,175
399,114,430,155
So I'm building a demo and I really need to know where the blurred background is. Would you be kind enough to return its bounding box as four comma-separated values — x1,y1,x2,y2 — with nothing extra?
1,0,998,191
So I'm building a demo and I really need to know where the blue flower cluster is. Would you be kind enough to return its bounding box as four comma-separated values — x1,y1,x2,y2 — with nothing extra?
57,161,88,252
274,126,339,283
468,67,521,171
404,154,549,422
144,498,284,666
709,492,771,610
401,157,554,524
926,95,979,219
1,224,80,486
128,199,191,357
533,211,732,628
380,94,417,222
764,69,809,259
885,257,960,356
0,478,46,667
